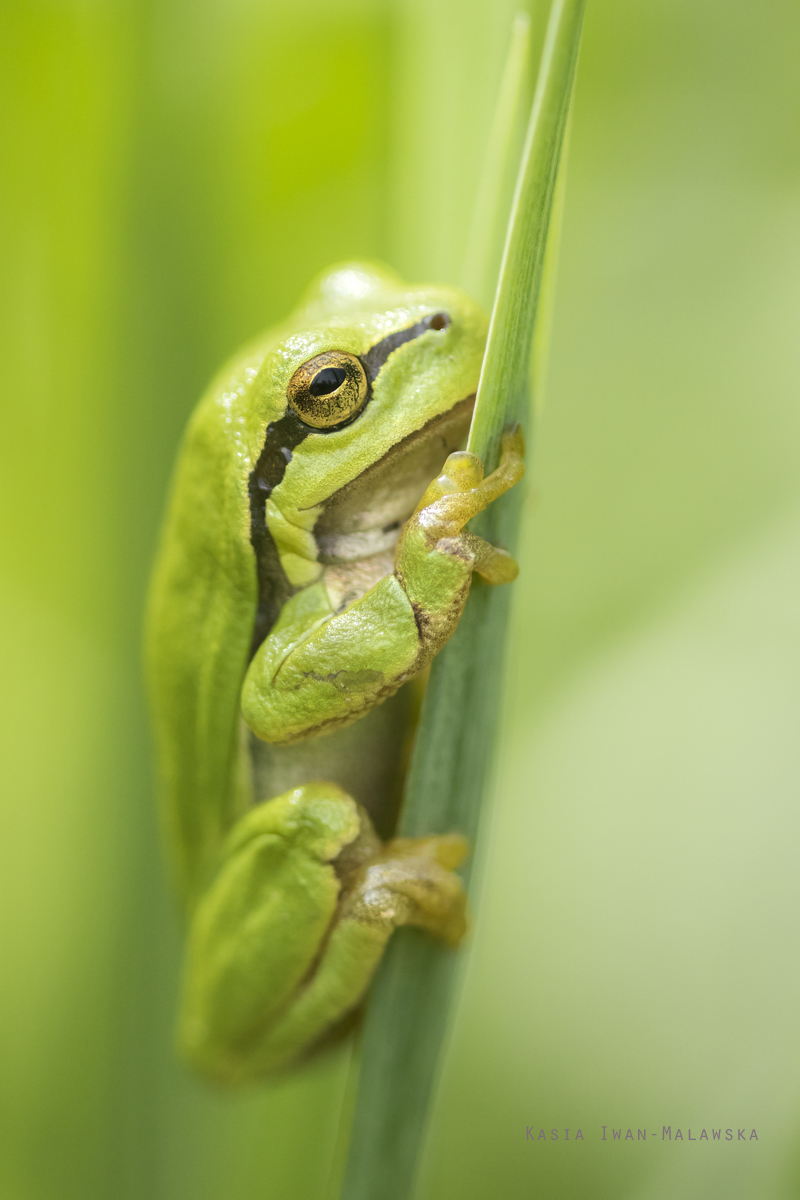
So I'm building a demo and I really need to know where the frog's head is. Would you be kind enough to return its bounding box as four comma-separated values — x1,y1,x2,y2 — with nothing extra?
223,261,487,647
256,261,487,510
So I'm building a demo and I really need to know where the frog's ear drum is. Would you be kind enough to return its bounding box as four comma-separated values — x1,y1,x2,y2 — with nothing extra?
287,352,368,429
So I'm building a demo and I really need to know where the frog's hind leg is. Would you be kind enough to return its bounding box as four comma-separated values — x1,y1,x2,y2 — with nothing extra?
240,830,468,1079
178,782,466,1084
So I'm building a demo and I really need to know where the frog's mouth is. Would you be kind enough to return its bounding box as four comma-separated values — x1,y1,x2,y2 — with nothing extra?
313,394,475,565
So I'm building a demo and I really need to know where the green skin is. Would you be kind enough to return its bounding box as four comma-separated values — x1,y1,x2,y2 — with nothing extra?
147,262,524,1084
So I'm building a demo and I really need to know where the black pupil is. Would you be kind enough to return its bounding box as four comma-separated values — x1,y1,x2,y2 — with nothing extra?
309,367,347,397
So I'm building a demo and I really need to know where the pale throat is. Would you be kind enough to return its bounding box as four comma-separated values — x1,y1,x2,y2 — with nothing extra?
313,398,474,614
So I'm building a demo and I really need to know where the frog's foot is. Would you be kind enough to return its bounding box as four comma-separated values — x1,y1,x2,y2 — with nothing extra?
338,831,469,948
395,424,525,655
177,783,467,1084
412,422,525,524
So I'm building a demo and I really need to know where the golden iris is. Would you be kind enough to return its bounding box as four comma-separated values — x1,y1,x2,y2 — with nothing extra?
287,352,368,429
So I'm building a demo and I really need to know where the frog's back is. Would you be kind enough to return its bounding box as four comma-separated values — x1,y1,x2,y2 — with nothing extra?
146,339,273,904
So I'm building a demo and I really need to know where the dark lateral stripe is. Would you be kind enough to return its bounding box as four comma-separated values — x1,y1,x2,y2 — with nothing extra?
247,312,449,658
247,411,309,657
361,312,449,381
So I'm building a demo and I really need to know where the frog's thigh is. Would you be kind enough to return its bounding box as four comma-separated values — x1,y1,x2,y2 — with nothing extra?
178,782,360,1082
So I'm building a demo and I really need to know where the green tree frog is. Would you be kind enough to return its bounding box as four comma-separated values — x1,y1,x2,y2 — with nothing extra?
147,262,524,1084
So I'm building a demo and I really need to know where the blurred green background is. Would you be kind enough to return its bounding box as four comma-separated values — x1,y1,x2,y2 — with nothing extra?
2,0,800,1197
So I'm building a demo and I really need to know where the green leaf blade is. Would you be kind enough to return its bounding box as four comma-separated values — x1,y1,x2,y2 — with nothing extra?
468,0,586,467
460,12,533,312
338,5,586,1199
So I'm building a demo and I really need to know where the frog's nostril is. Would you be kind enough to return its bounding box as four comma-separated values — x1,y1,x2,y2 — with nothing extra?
428,313,449,331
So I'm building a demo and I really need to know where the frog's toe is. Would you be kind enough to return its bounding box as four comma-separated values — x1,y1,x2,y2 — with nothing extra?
341,844,468,948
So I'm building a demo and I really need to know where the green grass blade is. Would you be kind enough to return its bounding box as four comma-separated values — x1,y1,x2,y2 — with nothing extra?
460,12,532,311
468,0,586,466
337,4,586,1200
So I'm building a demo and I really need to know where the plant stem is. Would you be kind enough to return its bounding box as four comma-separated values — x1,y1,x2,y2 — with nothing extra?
460,12,532,312
338,5,586,1198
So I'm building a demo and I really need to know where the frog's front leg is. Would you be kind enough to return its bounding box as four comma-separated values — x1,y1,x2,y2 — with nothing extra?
241,425,525,745
395,423,525,656
179,782,466,1083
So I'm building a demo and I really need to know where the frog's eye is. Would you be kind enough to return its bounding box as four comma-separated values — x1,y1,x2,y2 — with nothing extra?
287,351,368,429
